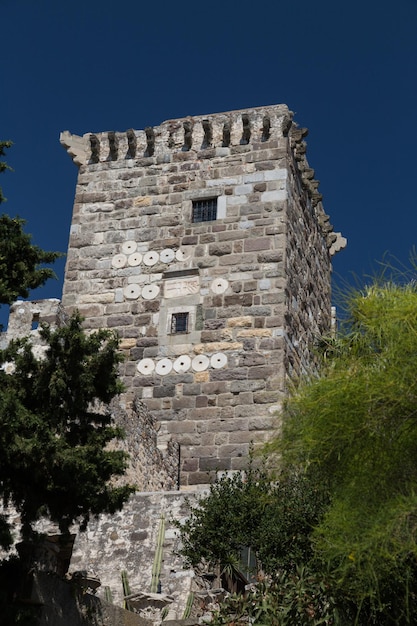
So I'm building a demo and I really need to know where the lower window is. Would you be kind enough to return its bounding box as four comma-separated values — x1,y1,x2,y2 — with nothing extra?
171,312,189,334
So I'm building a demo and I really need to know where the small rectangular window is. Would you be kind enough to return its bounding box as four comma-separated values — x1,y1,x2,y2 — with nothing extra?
31,313,40,331
192,198,217,222
171,312,189,334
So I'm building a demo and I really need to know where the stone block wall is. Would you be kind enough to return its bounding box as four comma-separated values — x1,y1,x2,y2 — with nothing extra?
69,491,199,616
31,571,152,626
0,299,65,348
61,104,345,485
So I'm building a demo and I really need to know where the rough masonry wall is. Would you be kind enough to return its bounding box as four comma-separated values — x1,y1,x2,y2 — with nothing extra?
61,104,345,485
69,491,199,616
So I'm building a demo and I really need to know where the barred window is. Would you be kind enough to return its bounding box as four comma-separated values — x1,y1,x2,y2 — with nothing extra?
171,312,189,334
192,198,217,222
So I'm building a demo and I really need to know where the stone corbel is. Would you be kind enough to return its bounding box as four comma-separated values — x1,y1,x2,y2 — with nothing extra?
59,131,89,167
291,127,309,142
330,232,348,256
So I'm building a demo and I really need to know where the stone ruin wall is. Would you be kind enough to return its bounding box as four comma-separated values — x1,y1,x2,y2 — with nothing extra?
69,491,199,615
61,104,346,486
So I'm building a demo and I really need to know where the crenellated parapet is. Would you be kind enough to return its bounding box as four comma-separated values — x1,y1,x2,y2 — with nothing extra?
60,104,293,166
60,105,345,254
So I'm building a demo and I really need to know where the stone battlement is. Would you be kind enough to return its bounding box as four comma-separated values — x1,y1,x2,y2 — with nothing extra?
60,105,292,166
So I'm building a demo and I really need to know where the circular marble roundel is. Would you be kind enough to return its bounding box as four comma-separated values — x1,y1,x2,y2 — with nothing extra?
123,284,141,300
173,355,191,373
128,252,143,267
210,353,228,369
155,358,173,376
192,354,210,372
137,358,155,375
160,248,175,263
211,278,229,294
175,249,190,262
143,251,159,266
142,284,160,300
122,240,137,255
112,253,127,269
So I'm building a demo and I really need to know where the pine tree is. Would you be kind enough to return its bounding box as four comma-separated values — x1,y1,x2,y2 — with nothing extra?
0,313,134,546
0,141,133,548
0,141,61,308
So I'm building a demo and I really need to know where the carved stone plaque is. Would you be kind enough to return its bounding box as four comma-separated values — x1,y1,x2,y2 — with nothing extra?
164,277,200,299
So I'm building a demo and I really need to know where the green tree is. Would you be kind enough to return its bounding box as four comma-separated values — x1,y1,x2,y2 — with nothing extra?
178,460,326,577
0,312,134,547
0,214,61,306
177,461,337,625
278,278,417,623
0,141,61,308
0,140,12,204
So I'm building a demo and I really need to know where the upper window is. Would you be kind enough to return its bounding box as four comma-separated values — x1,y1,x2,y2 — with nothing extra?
192,198,217,222
171,312,189,334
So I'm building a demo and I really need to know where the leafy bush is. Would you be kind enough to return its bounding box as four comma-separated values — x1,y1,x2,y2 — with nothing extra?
177,458,327,576
211,568,342,626
277,278,417,623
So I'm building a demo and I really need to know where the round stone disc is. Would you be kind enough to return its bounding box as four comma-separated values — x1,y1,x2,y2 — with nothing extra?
155,358,173,376
173,355,191,373
128,252,143,266
211,278,228,294
143,251,159,266
137,358,155,375
192,354,210,372
111,253,127,269
122,240,137,255
142,284,160,300
210,353,228,369
160,248,175,263
123,284,141,300
175,249,190,262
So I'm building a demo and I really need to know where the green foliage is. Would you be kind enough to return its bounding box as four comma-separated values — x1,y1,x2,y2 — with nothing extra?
0,140,12,204
0,214,61,306
211,568,342,626
180,275,417,624
277,279,417,622
0,141,60,307
177,459,327,576
0,312,134,545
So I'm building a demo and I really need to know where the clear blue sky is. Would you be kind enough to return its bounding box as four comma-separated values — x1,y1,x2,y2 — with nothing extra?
1,0,417,324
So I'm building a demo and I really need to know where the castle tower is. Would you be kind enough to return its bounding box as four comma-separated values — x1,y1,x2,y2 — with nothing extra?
61,104,346,486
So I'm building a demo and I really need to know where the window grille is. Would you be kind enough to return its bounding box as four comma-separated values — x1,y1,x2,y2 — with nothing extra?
171,312,189,334
192,198,217,222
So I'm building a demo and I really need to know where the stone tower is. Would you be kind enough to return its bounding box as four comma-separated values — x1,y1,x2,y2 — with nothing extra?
60,104,345,486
